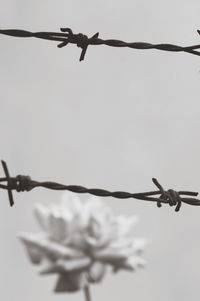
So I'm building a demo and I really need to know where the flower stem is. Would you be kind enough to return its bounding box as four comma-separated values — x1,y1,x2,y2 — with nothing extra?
84,285,92,301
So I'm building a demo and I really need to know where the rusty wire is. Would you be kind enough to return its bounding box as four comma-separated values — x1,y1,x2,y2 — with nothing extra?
0,161,200,211
0,27,200,61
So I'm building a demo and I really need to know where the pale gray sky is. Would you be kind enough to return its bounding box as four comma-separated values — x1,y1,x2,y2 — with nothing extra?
0,1,200,301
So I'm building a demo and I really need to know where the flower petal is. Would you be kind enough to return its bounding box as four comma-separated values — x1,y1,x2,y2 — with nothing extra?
88,262,106,283
133,238,147,254
19,233,84,262
94,247,130,263
113,256,146,272
116,216,139,237
19,233,43,264
56,257,91,272
34,204,49,231
40,256,91,275
61,192,83,217
48,213,68,242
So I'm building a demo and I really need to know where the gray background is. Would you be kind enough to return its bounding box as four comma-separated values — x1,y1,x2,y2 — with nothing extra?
0,1,200,300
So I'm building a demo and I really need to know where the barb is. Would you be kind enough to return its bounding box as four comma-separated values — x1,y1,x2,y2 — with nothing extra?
0,27,200,61
0,160,200,211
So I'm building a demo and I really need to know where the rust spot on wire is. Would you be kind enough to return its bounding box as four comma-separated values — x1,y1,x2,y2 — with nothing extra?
1,161,199,211
0,27,200,61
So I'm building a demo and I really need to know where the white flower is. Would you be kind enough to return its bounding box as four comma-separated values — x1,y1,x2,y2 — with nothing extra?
19,193,147,292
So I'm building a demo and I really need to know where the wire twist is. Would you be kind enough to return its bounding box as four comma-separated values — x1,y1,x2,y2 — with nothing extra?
0,27,200,61
0,160,199,211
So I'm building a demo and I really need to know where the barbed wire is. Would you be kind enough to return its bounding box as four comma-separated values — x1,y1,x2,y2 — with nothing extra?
1,161,200,211
0,27,200,61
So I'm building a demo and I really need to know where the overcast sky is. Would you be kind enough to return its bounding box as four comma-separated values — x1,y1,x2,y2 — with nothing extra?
0,1,200,301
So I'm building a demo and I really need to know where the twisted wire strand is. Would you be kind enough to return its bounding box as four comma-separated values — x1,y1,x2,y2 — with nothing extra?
0,27,200,61
0,161,199,211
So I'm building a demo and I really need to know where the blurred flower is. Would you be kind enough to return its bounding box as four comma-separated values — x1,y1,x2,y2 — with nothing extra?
19,193,147,293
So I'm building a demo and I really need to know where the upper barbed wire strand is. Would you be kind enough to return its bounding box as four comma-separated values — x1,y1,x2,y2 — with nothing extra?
0,27,200,61
0,161,200,212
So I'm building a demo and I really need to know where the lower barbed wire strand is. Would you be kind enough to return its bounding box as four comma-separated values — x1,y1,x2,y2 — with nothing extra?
1,160,200,210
